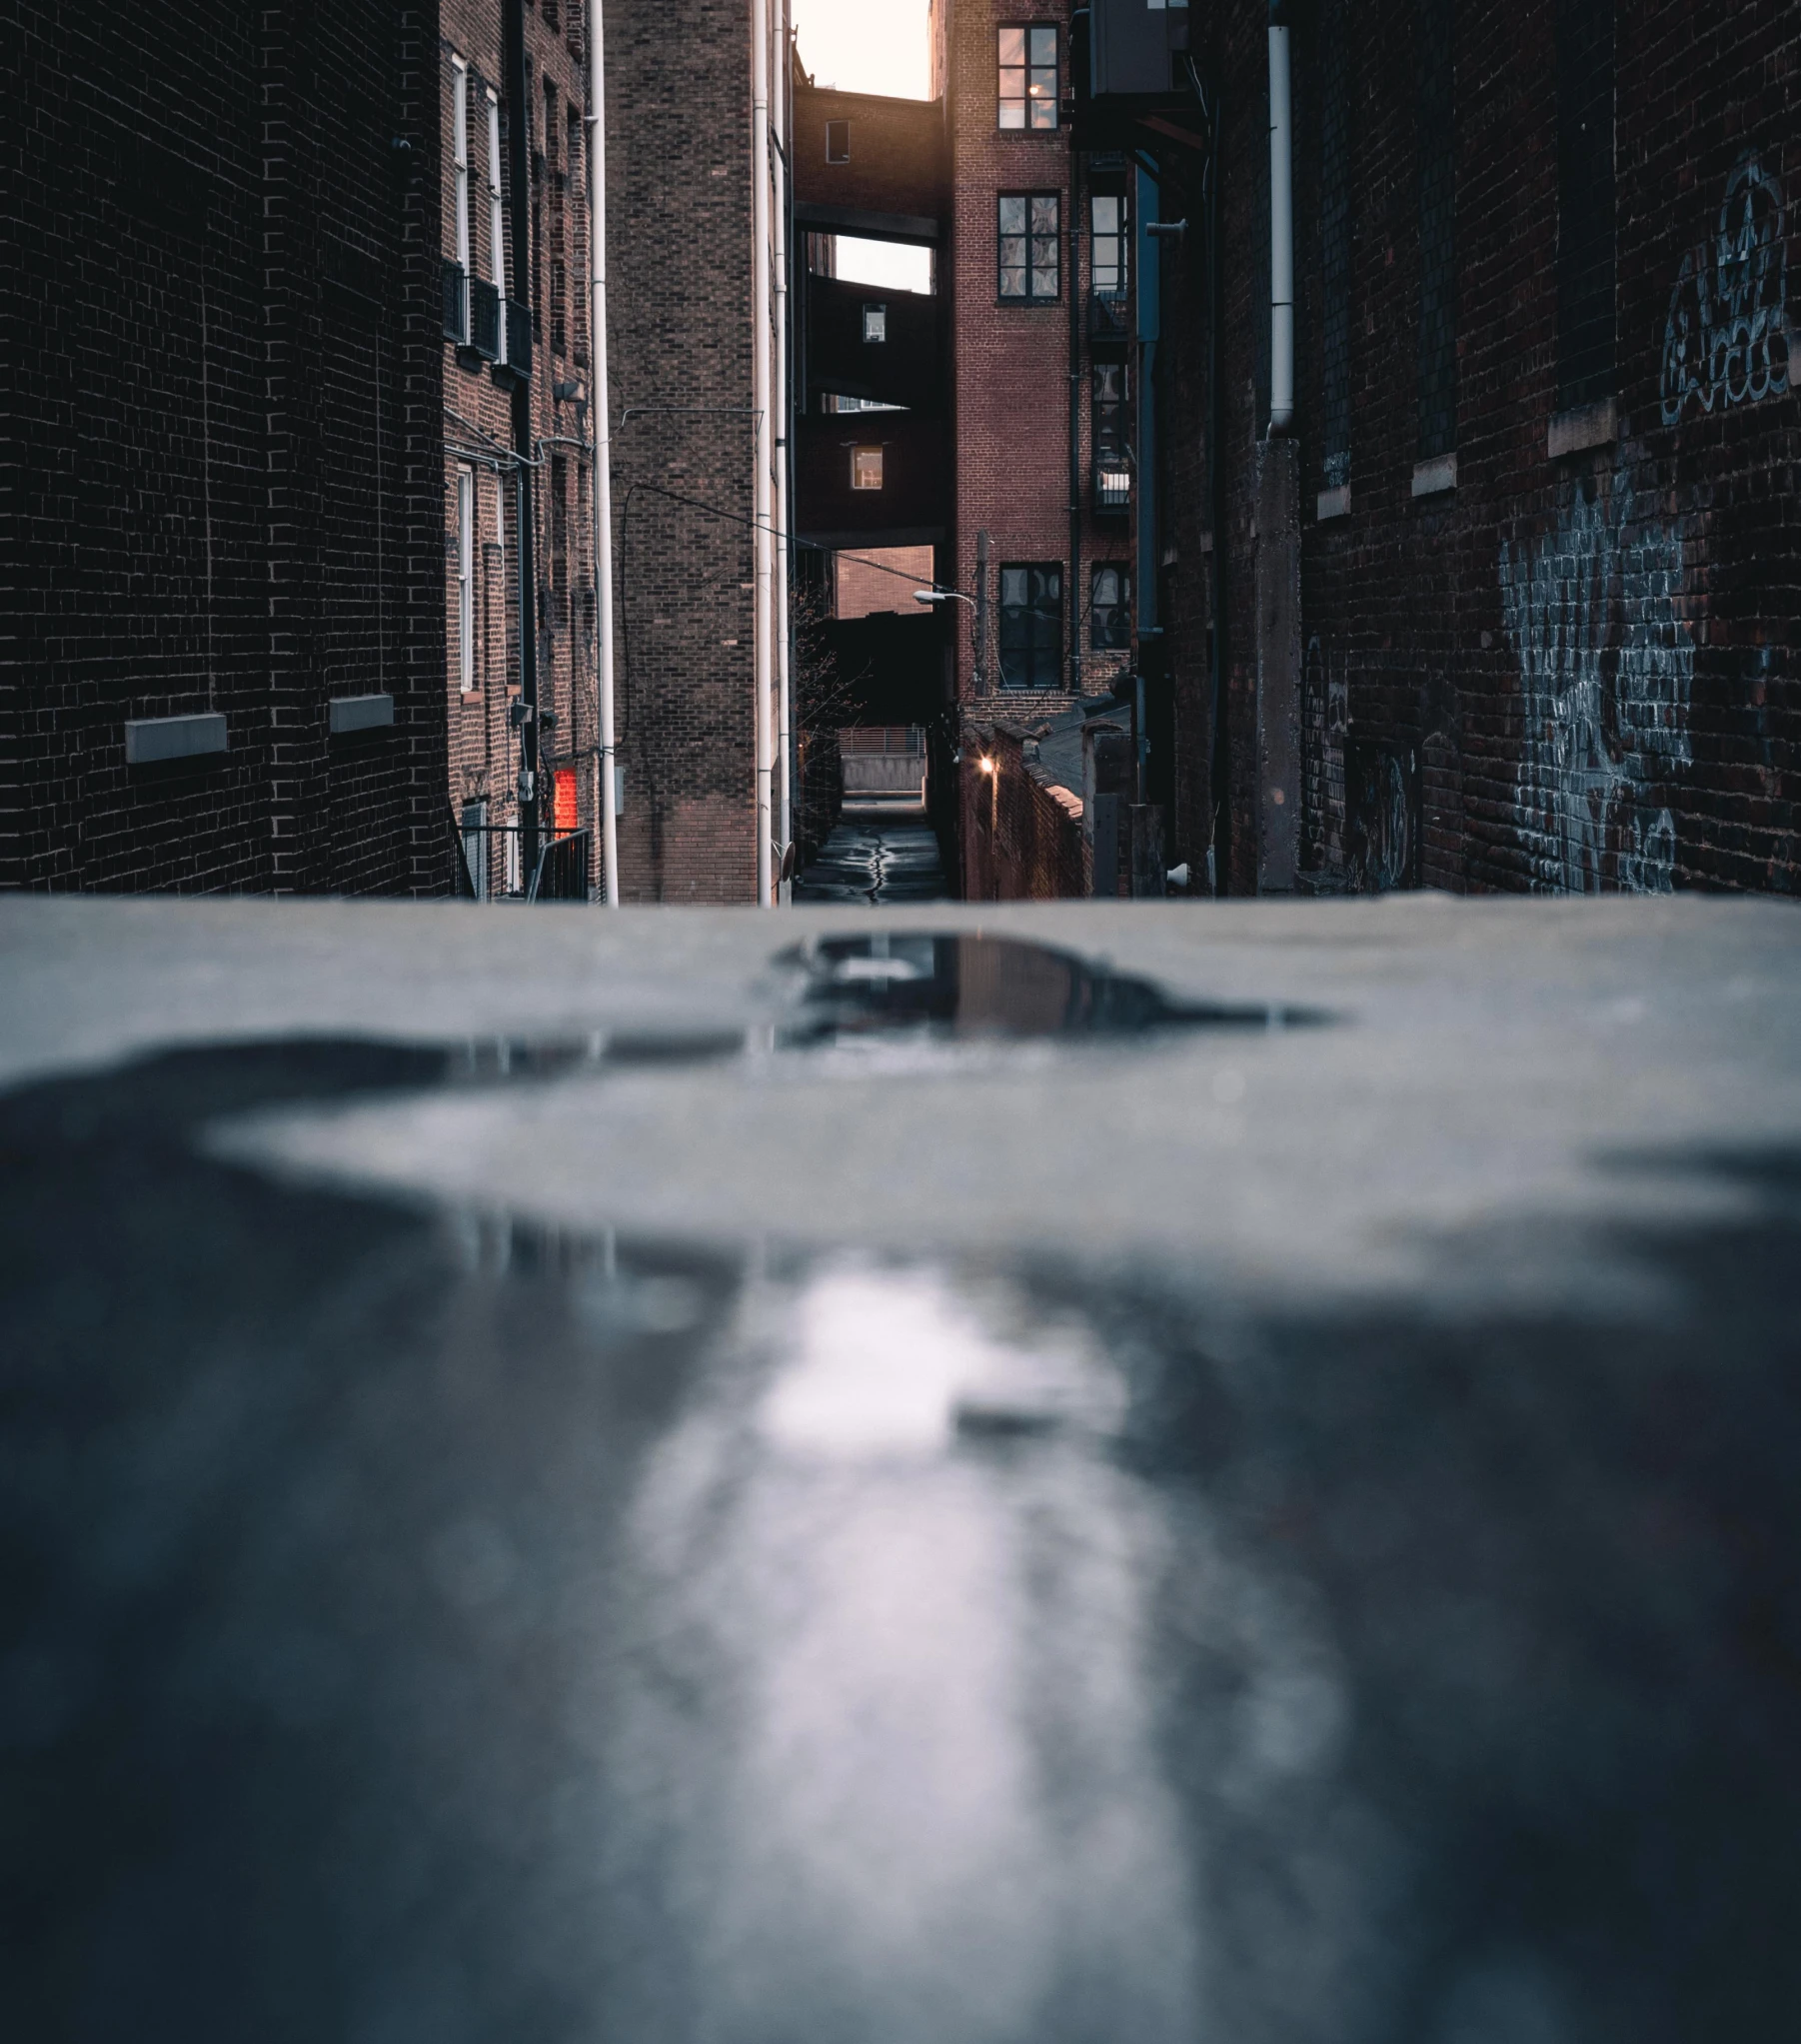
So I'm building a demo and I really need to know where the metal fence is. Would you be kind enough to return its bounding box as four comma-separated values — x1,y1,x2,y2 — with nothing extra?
452,810,591,904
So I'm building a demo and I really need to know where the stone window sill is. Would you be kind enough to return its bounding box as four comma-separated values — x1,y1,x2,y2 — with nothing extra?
1316,484,1351,521
1548,397,1617,458
1411,454,1457,498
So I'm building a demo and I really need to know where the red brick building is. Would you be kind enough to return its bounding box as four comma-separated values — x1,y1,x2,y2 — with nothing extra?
438,0,596,898
445,0,796,906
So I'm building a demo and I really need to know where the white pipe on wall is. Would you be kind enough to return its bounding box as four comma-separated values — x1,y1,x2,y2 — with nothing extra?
773,3,793,889
751,0,776,906
1267,4,1294,433
588,0,620,905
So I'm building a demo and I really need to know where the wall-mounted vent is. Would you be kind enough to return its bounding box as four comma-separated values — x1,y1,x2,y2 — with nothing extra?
124,713,228,765
329,694,395,736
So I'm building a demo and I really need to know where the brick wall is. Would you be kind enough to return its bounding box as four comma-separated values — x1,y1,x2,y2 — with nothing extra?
960,721,1086,900
946,0,1134,900
1159,0,1799,897
440,0,597,898
2,2,449,894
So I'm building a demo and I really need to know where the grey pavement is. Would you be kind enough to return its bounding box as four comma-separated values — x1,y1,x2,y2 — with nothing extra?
3,893,1800,2040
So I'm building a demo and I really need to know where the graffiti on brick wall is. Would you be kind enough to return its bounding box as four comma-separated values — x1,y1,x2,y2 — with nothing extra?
1499,486,1693,894
1344,740,1418,894
1659,152,1790,425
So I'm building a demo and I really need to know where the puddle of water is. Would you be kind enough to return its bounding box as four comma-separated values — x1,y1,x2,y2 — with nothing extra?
779,932,1329,1045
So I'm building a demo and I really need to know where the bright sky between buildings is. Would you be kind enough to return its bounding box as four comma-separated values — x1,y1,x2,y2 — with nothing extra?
793,0,933,295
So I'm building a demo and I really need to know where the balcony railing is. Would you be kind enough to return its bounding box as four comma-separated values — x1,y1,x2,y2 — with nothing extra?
1088,290,1130,342
442,259,468,344
1094,464,1132,514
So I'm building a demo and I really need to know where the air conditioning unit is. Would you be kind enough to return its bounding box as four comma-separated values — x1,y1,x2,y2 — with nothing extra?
442,259,469,344
1090,0,1192,99
470,278,501,361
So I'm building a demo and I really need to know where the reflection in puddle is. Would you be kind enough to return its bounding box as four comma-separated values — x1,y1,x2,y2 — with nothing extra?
781,932,1329,1044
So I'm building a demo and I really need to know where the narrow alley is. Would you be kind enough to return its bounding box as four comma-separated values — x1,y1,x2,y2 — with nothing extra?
794,817,948,904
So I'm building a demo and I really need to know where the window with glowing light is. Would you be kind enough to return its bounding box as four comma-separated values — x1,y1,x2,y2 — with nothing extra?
998,25,1057,130
851,446,885,490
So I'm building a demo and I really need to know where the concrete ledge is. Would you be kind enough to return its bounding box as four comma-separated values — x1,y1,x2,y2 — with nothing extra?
1316,485,1351,522
1411,454,1457,499
329,694,395,736
124,713,228,766
1548,397,1617,459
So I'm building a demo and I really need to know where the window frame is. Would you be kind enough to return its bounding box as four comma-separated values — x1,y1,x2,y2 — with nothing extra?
1092,358,1131,513
997,191,1061,303
997,24,1058,132
456,466,476,693
851,445,885,491
451,58,470,277
1090,564,1130,652
1089,191,1128,299
997,562,1064,691
485,90,507,298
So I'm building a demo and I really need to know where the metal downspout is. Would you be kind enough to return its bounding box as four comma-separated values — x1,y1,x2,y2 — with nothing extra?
751,0,775,906
588,0,620,904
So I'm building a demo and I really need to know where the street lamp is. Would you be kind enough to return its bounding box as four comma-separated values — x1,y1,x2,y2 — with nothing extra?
911,588,974,607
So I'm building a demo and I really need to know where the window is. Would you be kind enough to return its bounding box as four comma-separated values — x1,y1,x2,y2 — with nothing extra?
1319,0,1351,493
863,302,888,343
553,768,578,835
1556,0,1615,409
1090,193,1127,297
851,446,884,491
456,467,475,692
1091,566,1129,651
998,25,1057,131
485,92,507,297
998,564,1062,689
1416,0,1457,461
451,58,471,278
1093,361,1130,511
998,193,1059,300
826,119,851,164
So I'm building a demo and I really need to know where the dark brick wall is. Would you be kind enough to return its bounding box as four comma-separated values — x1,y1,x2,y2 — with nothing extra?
2,1,449,894
1159,0,1799,897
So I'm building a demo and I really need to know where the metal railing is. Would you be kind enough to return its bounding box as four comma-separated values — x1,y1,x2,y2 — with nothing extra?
452,812,590,903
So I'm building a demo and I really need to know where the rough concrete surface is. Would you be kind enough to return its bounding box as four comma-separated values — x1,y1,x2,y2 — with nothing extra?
3,893,1799,2041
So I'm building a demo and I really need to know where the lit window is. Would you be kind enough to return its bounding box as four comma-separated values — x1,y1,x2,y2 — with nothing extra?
1090,565,1130,651
1090,193,1127,297
851,446,885,491
998,25,1057,131
998,564,1062,689
863,302,888,343
998,193,1059,301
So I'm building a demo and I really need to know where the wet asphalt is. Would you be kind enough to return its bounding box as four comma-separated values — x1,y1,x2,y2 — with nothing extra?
793,812,948,905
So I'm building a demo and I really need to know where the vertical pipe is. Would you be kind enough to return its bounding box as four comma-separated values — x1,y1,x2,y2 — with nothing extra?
751,0,775,906
773,0,793,883
588,0,620,905
1267,3,1294,431
974,528,989,696
1207,56,1231,894
1068,157,1083,695
504,0,539,873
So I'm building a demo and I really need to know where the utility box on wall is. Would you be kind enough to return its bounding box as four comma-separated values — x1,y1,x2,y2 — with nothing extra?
1089,0,1193,101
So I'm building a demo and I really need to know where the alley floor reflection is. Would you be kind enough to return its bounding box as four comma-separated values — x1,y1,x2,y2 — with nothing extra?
3,1039,1799,2040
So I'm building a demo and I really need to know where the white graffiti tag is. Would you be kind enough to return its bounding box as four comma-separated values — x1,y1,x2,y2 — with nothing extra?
1499,487,1692,894
1660,152,1790,425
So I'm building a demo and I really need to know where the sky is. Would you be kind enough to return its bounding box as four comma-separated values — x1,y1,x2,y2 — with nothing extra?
792,0,933,294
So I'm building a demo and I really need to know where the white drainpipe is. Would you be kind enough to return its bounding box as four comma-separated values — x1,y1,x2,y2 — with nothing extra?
1267,2,1294,432
773,4,793,886
588,0,620,905
751,0,776,906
